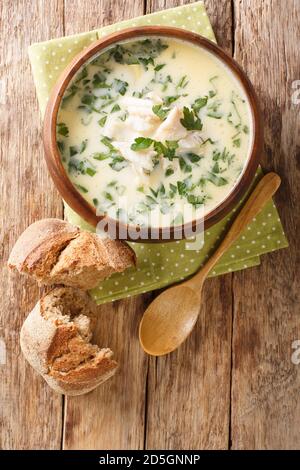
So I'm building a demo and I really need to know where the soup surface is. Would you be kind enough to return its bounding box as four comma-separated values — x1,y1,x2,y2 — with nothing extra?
57,37,252,228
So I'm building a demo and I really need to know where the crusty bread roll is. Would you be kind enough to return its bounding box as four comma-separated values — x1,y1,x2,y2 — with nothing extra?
20,287,118,395
8,218,135,289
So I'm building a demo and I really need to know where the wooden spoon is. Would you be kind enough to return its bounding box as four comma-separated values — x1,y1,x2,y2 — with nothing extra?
139,172,281,356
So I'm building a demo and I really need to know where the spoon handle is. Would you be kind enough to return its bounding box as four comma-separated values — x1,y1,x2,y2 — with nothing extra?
187,172,281,286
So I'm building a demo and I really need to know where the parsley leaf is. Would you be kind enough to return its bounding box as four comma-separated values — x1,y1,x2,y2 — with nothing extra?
75,184,88,194
233,138,241,148
152,104,170,120
165,166,174,177
176,75,189,89
192,96,208,113
69,139,88,157
131,137,153,151
113,78,128,96
154,140,178,161
177,180,187,195
111,103,121,113
206,172,228,186
208,75,219,97
187,194,205,206
138,57,154,70
98,116,107,127
57,122,69,137
179,157,192,173
109,156,128,171
163,95,180,106
62,84,79,106
207,112,222,119
185,152,203,163
57,141,64,153
154,63,166,72
212,161,220,173
68,157,95,176
92,73,110,89
101,136,115,151
92,152,109,161
180,107,203,131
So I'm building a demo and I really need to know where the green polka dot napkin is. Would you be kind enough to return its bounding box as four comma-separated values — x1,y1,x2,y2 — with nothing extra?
28,1,288,304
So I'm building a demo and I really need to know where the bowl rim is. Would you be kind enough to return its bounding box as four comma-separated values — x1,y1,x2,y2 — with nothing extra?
43,26,263,242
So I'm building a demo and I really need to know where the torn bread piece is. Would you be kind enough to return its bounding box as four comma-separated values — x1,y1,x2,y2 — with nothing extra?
8,218,136,289
20,287,118,395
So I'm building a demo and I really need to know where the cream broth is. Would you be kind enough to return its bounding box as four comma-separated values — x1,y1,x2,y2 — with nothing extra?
57,37,253,228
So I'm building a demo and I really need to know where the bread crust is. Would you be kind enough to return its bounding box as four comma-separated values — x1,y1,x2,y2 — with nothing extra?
20,287,118,396
8,219,79,278
10,219,132,395
8,218,136,289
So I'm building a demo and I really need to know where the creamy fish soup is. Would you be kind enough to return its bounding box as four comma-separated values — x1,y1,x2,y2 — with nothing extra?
57,37,253,228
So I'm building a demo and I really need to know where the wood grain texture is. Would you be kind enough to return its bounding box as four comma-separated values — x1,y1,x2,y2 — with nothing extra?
231,0,300,449
63,296,151,449
1,0,299,451
62,0,149,450
0,0,64,449
146,0,233,53
144,0,234,450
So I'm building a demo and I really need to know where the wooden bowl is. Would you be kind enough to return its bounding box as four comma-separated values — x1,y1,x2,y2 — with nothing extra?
43,26,263,242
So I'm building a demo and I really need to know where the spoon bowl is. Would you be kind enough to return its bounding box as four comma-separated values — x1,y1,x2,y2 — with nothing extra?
140,285,201,356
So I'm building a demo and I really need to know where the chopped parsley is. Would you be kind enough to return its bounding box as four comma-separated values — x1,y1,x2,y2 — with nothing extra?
206,172,228,186
75,184,88,193
57,141,64,153
131,137,153,151
57,122,69,137
176,75,189,89
152,104,170,120
61,84,79,106
180,107,203,131
109,156,128,172
192,96,208,114
111,103,121,113
113,78,128,96
208,75,219,98
179,157,192,173
154,63,166,72
98,116,107,127
163,95,181,106
69,139,88,157
233,138,241,148
187,194,205,206
165,166,175,177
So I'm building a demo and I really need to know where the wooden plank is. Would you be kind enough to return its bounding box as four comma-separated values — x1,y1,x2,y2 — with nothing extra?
144,0,234,450
62,0,148,450
231,0,300,449
146,0,233,53
0,0,64,449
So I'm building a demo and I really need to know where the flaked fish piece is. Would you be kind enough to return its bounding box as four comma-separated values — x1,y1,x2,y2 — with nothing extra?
113,141,156,173
144,92,163,104
178,131,204,151
103,115,128,140
154,107,188,141
104,95,162,138
126,115,158,134
103,114,156,140
120,96,160,118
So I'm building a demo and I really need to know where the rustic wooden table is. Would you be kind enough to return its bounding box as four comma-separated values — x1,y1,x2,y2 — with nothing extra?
0,0,299,450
